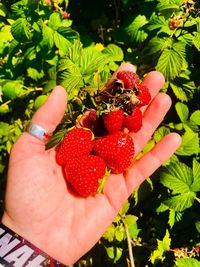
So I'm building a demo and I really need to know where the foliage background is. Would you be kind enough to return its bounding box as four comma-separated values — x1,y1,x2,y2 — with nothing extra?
0,0,200,266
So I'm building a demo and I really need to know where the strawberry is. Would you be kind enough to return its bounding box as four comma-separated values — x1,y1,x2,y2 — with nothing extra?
116,71,139,89
103,109,124,133
94,131,134,174
136,84,151,107
56,127,94,166
65,155,107,197
123,107,143,132
81,110,97,130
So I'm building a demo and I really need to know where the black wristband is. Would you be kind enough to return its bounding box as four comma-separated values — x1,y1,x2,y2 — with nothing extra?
0,223,66,267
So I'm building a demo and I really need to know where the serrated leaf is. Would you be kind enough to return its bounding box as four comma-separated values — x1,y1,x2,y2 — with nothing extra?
144,37,166,56
150,229,171,264
154,126,171,143
170,83,188,101
115,224,125,241
176,128,199,156
11,18,32,42
40,24,54,49
175,257,200,266
80,47,107,76
164,192,196,211
193,32,200,52
190,159,200,192
156,48,182,80
119,201,130,216
124,215,139,239
57,58,83,98
126,15,148,43
160,162,193,193
102,44,124,62
190,110,200,125
54,31,72,56
68,39,83,65
175,102,189,122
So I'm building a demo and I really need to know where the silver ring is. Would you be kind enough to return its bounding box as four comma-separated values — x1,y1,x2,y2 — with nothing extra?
28,123,52,141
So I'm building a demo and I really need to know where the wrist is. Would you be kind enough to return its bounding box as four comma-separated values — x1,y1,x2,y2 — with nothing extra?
0,219,66,267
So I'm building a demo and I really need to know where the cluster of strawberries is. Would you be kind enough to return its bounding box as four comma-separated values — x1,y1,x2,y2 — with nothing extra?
55,71,151,197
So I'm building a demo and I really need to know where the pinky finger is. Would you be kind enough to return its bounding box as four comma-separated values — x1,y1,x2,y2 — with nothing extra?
125,133,182,196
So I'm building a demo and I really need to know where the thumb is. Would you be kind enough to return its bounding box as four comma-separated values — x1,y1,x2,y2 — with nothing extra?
14,86,67,149
31,86,67,133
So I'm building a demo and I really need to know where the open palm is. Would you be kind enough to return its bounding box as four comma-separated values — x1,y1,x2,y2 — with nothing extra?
2,64,181,266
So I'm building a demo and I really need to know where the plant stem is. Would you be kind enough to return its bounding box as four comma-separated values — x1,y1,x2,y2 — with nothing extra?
124,223,136,267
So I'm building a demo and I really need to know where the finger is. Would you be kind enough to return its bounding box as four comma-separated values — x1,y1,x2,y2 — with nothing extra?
125,133,182,195
13,86,67,150
140,71,165,113
103,133,181,211
31,86,67,132
130,93,172,156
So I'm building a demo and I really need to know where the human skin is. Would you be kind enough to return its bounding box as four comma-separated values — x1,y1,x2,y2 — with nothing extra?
1,63,182,265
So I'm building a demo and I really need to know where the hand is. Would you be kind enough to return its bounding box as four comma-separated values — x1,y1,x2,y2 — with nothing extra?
1,63,181,266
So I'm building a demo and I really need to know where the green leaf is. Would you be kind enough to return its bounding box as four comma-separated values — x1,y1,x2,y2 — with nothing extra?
119,201,130,216
40,24,54,49
126,15,148,43
195,221,200,234
154,127,171,143
11,18,32,42
175,102,189,122
54,31,71,56
193,33,200,51
115,224,125,242
105,246,123,263
190,159,200,192
27,68,44,81
2,80,24,100
164,192,196,211
103,224,115,242
144,37,166,57
102,44,124,62
150,229,171,264
190,110,200,125
160,162,193,193
123,215,139,239
80,47,107,76
176,128,199,156
175,258,200,267
48,13,62,30
0,3,7,17
57,58,83,98
156,47,182,80
170,83,188,101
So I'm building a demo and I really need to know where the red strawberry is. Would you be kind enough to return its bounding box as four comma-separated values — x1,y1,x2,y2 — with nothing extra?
65,155,107,197
116,71,139,89
103,109,124,133
94,131,134,174
81,110,97,130
137,84,151,107
56,127,94,166
123,107,142,132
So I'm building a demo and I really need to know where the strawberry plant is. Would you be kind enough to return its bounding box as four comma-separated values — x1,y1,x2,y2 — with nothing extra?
0,0,200,266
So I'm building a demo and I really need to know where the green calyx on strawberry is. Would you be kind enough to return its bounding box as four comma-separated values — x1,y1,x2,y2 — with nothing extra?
93,131,135,174
65,155,107,197
56,127,94,166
